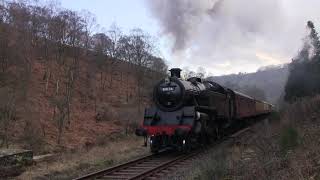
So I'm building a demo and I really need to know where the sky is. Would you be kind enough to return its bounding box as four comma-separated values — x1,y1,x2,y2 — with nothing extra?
60,0,157,35
59,0,320,76
59,0,171,70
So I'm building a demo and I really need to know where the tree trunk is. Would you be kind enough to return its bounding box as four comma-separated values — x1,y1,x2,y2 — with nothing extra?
138,81,141,113
4,126,8,148
56,79,59,95
57,128,61,145
45,71,50,94
109,66,113,88
94,97,97,113
53,105,56,121
126,72,129,103
100,71,103,89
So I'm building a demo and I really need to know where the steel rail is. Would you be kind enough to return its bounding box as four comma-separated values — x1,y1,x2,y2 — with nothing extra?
74,125,254,180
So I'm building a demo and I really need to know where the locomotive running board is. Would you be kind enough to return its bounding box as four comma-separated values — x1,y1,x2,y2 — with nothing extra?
195,106,217,114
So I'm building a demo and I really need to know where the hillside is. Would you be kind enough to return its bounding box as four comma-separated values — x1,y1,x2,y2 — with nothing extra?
174,96,320,180
6,56,162,152
0,1,166,153
208,65,289,105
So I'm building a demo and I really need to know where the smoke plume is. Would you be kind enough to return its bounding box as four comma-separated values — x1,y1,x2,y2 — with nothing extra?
146,0,320,75
148,0,283,51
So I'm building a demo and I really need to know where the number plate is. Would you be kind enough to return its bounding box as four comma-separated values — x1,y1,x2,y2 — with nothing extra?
162,87,174,92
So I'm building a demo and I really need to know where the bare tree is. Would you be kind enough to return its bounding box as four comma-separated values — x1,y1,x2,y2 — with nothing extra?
117,35,134,102
0,1,34,147
49,10,85,144
64,10,85,123
0,87,16,148
0,3,9,73
92,32,111,90
128,28,154,112
147,56,168,91
105,23,123,88
80,10,96,52
0,0,169,146
117,29,167,108
29,5,54,93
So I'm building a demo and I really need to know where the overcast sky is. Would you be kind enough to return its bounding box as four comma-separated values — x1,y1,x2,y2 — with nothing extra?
60,0,320,76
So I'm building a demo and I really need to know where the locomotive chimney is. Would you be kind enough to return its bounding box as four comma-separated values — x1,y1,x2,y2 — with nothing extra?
169,68,182,78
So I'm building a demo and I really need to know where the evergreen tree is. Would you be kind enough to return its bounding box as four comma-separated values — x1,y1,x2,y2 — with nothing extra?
307,21,320,58
284,21,320,102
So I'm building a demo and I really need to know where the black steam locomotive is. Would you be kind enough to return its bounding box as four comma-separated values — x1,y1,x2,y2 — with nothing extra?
136,68,272,153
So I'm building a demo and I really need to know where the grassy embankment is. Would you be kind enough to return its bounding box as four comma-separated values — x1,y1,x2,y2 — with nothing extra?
18,134,148,180
175,96,320,180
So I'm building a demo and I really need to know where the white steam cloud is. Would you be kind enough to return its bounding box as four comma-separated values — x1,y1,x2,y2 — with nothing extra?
146,0,320,75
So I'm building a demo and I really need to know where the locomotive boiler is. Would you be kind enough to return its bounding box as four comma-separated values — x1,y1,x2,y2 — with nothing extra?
136,68,273,153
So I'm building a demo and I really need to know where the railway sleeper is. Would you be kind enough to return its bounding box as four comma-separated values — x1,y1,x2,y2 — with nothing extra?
120,169,146,173
144,177,159,180
140,162,164,165
127,167,151,170
112,171,140,174
99,175,128,179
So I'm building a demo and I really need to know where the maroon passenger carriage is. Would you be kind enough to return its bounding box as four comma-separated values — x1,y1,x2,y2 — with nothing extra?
136,68,273,153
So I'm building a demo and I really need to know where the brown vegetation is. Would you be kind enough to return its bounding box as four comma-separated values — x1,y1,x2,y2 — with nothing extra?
170,96,320,180
0,0,167,153
17,135,148,180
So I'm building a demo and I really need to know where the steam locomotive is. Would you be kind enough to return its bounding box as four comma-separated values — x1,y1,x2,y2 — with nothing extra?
136,68,273,153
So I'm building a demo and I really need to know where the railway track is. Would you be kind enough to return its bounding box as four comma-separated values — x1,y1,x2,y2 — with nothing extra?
74,124,256,180
74,150,201,180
